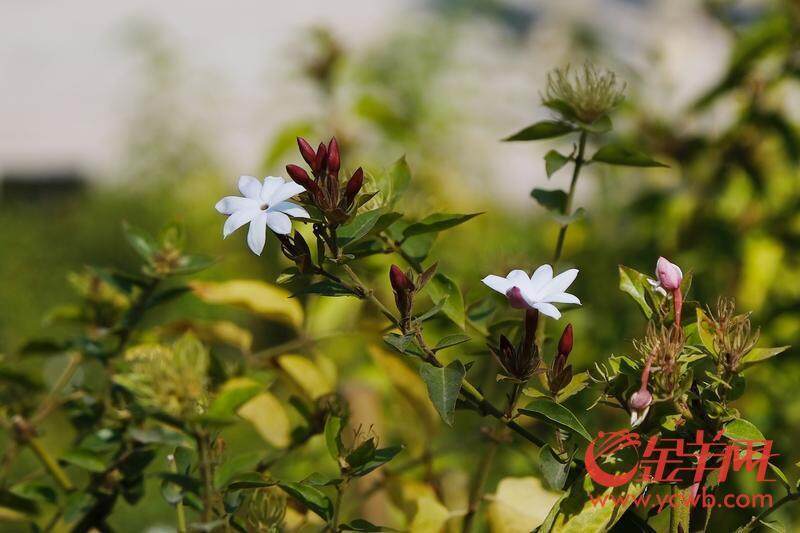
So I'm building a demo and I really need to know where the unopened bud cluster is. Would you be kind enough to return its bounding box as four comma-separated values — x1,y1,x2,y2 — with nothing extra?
548,324,574,396
389,264,437,330
707,297,759,374
286,137,365,225
491,309,542,383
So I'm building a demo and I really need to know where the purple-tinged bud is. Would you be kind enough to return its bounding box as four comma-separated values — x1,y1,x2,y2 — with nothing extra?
297,137,316,167
558,324,573,357
628,388,653,427
286,164,320,198
389,264,413,294
656,257,682,291
314,143,328,176
327,137,340,176
505,286,529,309
344,167,364,206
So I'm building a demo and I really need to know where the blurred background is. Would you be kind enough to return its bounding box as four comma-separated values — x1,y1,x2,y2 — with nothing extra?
2,0,800,530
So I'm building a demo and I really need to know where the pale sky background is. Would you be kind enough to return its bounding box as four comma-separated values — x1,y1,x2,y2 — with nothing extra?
0,0,733,200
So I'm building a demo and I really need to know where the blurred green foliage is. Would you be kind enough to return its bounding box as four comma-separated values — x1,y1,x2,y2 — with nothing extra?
2,1,800,531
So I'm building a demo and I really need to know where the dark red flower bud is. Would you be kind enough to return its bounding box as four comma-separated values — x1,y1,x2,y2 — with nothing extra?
389,265,413,293
297,137,316,167
314,143,328,175
286,164,320,197
558,324,573,356
344,167,364,206
327,137,340,176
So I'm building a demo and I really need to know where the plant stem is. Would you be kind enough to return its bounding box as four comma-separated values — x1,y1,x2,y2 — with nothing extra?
27,437,74,492
195,430,216,523
341,264,400,325
31,351,83,425
462,437,498,533
168,453,188,533
552,130,588,265
741,491,800,531
331,484,344,530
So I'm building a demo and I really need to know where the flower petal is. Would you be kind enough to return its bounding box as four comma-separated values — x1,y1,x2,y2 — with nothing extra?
506,269,530,286
542,292,581,305
540,268,578,298
265,211,292,235
223,209,257,238
260,176,285,203
271,201,309,219
533,302,561,319
238,175,262,199
269,181,306,204
528,264,553,294
482,275,513,294
247,212,268,255
215,196,258,215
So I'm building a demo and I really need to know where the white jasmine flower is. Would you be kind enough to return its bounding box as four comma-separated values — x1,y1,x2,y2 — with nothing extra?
481,264,580,319
215,176,308,256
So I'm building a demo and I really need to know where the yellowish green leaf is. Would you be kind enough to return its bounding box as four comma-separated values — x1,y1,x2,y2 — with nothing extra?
190,279,303,329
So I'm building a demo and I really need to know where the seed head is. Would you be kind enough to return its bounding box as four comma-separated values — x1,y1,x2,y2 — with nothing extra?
543,63,626,124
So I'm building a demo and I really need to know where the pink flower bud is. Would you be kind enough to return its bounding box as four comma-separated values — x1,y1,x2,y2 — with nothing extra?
389,265,413,294
656,257,682,291
286,164,320,198
505,287,529,309
558,324,573,356
344,168,364,206
297,137,316,167
327,137,340,176
628,388,653,427
314,143,328,175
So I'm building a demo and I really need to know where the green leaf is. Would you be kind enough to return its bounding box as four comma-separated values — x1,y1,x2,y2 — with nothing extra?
504,121,576,141
171,255,216,275
206,378,263,420
387,156,412,206
61,449,107,473
696,308,717,356
122,222,157,262
292,280,356,298
548,207,585,226
740,346,789,370
278,482,333,521
584,114,613,134
338,208,385,248
591,144,667,167
723,418,765,445
531,188,568,213
433,334,471,352
324,416,344,461
340,518,399,531
539,444,572,491
403,213,481,238
382,333,424,357
426,273,465,329
544,150,570,178
519,398,591,441
348,446,403,477
419,360,466,426
618,265,653,319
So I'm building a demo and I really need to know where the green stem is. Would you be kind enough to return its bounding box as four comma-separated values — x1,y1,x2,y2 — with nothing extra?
168,453,188,533
552,130,588,265
341,264,401,326
195,431,216,523
331,483,344,530
27,437,73,492
31,352,83,425
462,437,498,533
742,491,800,532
